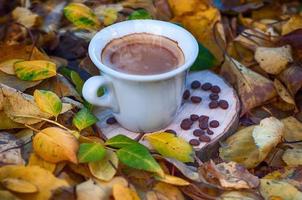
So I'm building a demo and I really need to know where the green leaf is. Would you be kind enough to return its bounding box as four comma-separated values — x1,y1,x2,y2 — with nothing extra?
190,42,218,71
64,3,101,30
128,9,152,20
77,143,106,163
116,144,164,177
105,135,140,148
145,132,194,163
70,71,84,95
14,60,57,81
72,107,98,131
33,90,62,117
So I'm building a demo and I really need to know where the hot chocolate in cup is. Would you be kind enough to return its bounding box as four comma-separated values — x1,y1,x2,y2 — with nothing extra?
83,20,199,133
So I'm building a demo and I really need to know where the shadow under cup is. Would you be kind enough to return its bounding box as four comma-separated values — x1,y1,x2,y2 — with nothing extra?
84,20,199,133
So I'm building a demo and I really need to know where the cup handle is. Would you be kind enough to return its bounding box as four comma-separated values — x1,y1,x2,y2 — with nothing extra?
82,76,119,112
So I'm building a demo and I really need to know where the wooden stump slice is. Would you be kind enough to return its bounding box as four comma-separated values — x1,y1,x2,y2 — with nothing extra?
94,70,240,161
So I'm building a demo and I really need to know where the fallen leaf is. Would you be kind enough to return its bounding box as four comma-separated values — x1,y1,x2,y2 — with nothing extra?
94,176,128,197
105,134,140,148
33,127,79,164
260,179,302,200
1,178,38,194
152,182,185,200
64,3,101,31
117,144,164,177
128,9,152,20
190,42,218,71
214,0,264,13
14,60,57,81
70,71,84,95
77,143,106,163
282,148,302,167
0,111,24,129
252,117,284,161
12,7,39,28
155,174,190,186
0,165,68,200
0,190,20,200
273,79,296,109
76,179,107,200
254,45,293,75
220,57,276,116
219,191,262,200
0,59,23,75
1,84,51,124
34,90,62,118
0,132,24,165
112,184,140,200
168,0,225,63
89,150,118,181
282,15,302,35
279,65,302,96
28,153,56,173
72,107,98,131
282,117,302,142
201,161,259,189
145,132,193,163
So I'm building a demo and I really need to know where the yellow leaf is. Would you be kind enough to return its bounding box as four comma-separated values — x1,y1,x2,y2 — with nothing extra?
28,153,56,173
254,45,293,75
220,191,262,200
152,182,185,200
89,150,118,181
34,90,62,117
282,117,302,142
282,148,302,167
0,165,68,200
103,8,118,26
112,184,140,200
260,179,302,200
0,190,20,200
274,79,296,106
155,174,190,186
1,178,38,193
282,15,302,35
94,176,128,198
145,132,193,162
64,3,101,31
33,127,79,164
14,60,56,81
0,59,23,75
12,7,39,28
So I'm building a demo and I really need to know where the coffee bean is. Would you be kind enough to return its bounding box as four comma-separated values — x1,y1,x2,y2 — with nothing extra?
207,128,214,135
165,129,176,135
199,115,209,123
191,80,201,89
209,93,219,100
211,85,221,93
199,135,211,142
191,96,202,103
183,89,190,100
189,139,200,146
199,121,208,130
209,101,219,109
106,117,117,125
209,120,219,128
201,82,212,91
219,100,229,109
180,118,193,130
193,129,204,137
190,114,199,121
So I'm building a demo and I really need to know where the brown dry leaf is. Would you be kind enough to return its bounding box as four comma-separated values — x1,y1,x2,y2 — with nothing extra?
282,116,302,142
33,127,79,164
0,132,24,165
0,59,23,75
12,7,39,28
273,79,296,110
0,190,20,200
0,111,24,129
201,161,259,189
219,191,262,200
76,179,107,200
155,174,190,186
279,65,302,96
1,84,51,124
227,41,255,66
220,57,276,116
94,176,129,199
28,153,56,173
282,148,302,167
112,184,140,200
150,182,185,200
254,45,293,75
282,15,302,35
1,178,38,194
0,165,68,200
168,0,225,63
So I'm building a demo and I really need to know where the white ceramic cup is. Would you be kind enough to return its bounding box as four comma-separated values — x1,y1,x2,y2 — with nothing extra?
83,20,199,133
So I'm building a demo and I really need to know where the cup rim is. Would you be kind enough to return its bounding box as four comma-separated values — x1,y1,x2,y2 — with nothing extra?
88,19,199,82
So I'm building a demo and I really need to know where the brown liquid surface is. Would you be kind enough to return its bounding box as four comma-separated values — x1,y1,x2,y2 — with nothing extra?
101,33,185,75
